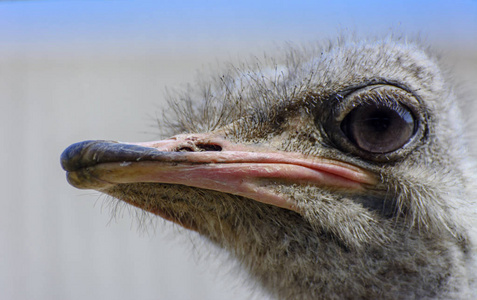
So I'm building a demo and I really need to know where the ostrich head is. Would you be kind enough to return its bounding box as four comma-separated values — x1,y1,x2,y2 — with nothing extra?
61,39,477,299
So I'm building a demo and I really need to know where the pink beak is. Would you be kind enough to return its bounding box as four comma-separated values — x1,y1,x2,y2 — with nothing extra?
61,133,377,213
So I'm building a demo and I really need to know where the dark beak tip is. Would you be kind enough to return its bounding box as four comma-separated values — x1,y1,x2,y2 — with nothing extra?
61,140,166,173
60,140,108,172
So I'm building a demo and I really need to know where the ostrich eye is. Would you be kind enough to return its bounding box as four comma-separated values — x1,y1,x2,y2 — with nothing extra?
320,84,425,162
341,103,416,153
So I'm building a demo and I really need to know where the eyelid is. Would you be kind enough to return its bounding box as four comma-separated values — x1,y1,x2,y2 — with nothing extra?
333,85,420,123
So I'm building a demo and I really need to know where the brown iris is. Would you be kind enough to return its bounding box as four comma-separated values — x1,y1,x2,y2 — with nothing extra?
341,103,416,154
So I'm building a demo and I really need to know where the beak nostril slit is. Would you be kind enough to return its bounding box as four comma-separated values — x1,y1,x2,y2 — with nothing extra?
176,147,195,152
175,143,223,152
196,144,222,151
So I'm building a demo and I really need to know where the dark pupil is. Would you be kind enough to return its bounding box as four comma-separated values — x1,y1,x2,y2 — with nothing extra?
368,113,391,132
341,104,415,153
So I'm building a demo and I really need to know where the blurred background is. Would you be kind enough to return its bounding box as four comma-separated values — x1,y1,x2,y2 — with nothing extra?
1,1,476,299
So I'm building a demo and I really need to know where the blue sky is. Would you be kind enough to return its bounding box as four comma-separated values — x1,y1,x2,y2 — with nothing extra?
1,0,476,55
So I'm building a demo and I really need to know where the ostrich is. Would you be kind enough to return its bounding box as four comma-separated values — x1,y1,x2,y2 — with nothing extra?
61,38,477,299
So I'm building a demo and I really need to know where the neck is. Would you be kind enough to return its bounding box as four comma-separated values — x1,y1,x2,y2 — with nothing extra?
206,203,473,299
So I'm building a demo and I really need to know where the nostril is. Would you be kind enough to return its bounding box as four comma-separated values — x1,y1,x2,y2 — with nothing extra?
196,143,222,151
175,143,223,152
176,147,195,152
